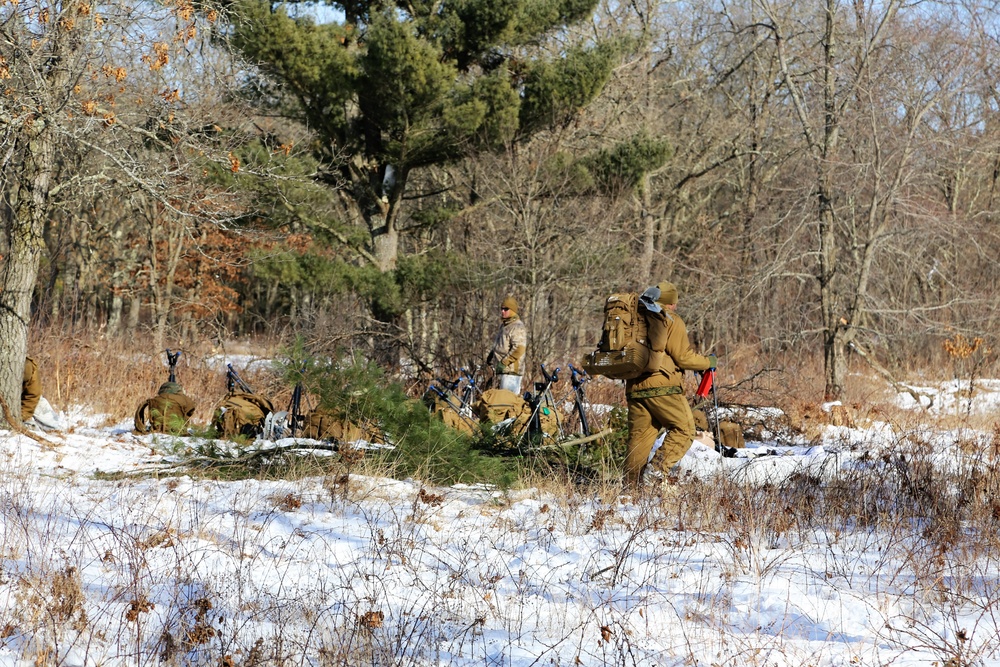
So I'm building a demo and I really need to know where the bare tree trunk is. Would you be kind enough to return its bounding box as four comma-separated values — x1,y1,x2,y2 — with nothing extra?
0,131,54,426
143,197,186,351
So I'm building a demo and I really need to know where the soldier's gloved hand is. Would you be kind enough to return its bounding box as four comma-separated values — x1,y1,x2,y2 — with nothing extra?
708,354,718,370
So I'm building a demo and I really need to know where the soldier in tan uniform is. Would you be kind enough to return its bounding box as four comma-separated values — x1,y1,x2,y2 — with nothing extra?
21,357,42,422
487,296,527,394
625,281,716,488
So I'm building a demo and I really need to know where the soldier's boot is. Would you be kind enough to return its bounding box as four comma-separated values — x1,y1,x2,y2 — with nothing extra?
638,463,664,491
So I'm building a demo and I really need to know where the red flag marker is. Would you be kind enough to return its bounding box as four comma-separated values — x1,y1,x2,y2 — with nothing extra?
696,369,715,399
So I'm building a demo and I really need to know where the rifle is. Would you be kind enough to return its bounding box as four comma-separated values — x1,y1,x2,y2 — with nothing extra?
289,381,305,437
425,379,480,430
568,364,591,436
166,349,181,383
226,363,254,394
458,368,479,417
524,364,561,446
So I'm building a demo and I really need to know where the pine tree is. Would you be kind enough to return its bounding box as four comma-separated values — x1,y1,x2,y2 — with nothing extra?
226,0,622,358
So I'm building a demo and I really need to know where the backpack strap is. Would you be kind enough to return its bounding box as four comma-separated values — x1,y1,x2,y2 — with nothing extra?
247,393,275,415
134,400,151,434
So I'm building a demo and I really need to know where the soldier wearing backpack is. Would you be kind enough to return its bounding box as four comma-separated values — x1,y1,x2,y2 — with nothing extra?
486,296,527,395
625,281,716,489
134,351,196,435
134,382,197,434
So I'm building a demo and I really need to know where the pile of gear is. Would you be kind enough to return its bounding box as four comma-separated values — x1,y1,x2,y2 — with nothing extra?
424,364,576,446
131,350,377,445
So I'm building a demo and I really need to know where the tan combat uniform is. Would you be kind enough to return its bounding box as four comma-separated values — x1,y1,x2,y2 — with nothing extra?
21,357,42,422
624,308,712,486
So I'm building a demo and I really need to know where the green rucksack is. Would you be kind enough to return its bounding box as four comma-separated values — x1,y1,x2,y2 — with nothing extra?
212,392,275,440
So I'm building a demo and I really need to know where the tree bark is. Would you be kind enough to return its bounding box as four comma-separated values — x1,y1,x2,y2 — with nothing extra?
0,130,54,426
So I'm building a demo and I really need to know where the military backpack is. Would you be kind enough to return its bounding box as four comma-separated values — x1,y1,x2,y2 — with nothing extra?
427,396,478,436
582,292,652,380
474,388,560,438
212,392,274,440
134,383,196,434
301,407,365,442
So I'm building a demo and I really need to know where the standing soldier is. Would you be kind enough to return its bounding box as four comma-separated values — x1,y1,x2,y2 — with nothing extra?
487,296,527,395
625,281,716,489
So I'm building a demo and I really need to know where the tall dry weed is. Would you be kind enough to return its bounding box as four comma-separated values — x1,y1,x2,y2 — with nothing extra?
27,331,285,427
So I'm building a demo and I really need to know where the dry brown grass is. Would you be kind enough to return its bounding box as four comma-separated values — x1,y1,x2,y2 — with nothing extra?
27,330,289,427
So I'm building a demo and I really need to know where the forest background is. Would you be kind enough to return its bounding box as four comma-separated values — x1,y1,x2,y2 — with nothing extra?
2,0,1000,418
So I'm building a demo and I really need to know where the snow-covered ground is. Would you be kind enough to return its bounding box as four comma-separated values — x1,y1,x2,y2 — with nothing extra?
1,380,999,667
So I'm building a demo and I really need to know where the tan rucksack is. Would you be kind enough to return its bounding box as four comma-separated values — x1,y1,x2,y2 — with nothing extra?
474,388,525,424
582,292,652,380
212,392,274,440
719,421,745,449
428,396,477,436
517,400,560,438
474,388,560,438
134,383,196,434
301,407,365,442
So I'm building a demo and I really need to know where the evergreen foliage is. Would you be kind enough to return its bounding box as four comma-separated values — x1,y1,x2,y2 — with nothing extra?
537,131,671,196
280,347,519,486
226,0,622,334
519,42,622,135
585,131,672,195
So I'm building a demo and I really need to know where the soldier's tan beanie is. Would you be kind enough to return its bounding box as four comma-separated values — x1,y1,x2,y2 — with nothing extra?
501,296,518,315
656,281,678,306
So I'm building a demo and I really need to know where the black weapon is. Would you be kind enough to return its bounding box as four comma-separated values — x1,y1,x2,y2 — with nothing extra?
458,368,478,413
289,381,305,436
425,380,479,430
166,349,181,383
525,364,561,444
709,371,737,457
569,364,591,436
697,368,735,457
226,363,254,394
